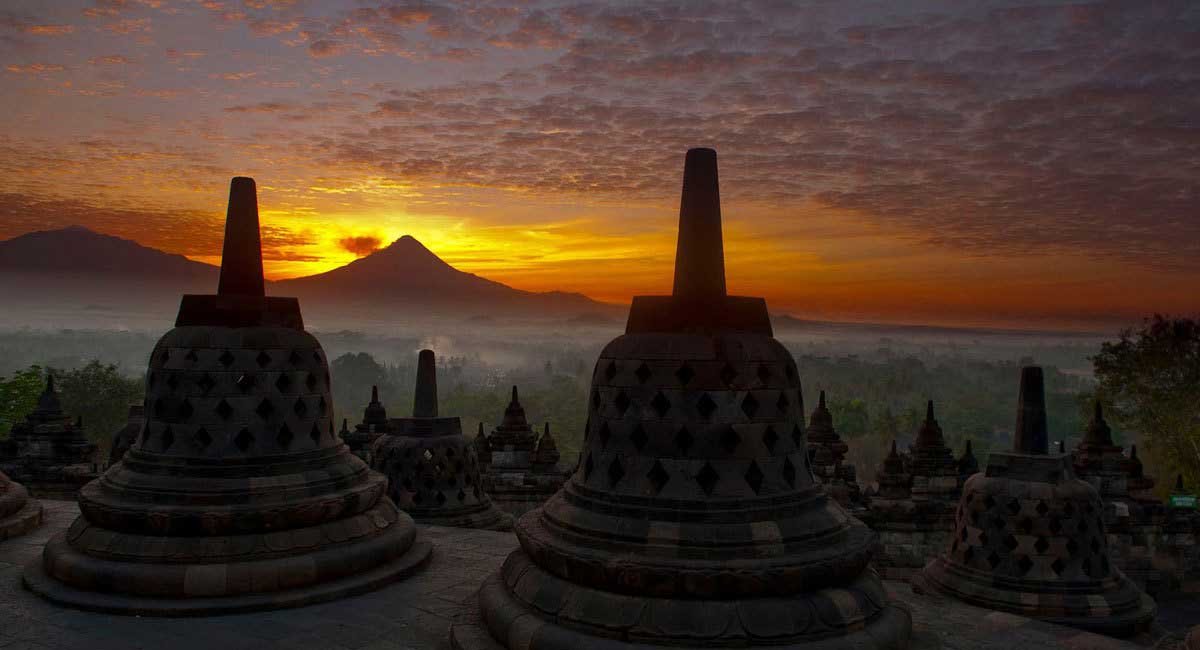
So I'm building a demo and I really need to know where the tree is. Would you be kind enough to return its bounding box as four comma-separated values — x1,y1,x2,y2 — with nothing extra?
51,361,144,456
0,366,45,436
1092,315,1200,495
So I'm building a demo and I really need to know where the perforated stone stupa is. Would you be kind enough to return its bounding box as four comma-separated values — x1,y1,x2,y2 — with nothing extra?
453,148,910,649
0,470,42,540
371,349,511,530
0,375,99,498
107,404,144,467
344,385,389,462
23,176,431,615
806,390,864,511
916,366,1155,637
478,387,569,517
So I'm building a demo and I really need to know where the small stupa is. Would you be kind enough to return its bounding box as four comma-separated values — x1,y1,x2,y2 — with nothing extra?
107,405,145,466
477,386,569,517
344,385,389,462
454,148,910,649
24,177,430,615
806,390,864,510
0,470,42,540
917,366,1155,637
371,349,511,530
957,438,979,485
0,374,99,498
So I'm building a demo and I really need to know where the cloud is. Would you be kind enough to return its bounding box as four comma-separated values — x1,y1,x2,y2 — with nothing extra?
26,24,74,35
5,63,66,73
338,235,382,257
308,39,345,58
88,55,132,65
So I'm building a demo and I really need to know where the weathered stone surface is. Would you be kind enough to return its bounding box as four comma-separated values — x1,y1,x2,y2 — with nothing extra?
0,470,43,540
106,404,143,467
467,148,910,648
344,385,388,463
371,350,512,531
23,176,430,615
807,390,865,512
917,367,1156,637
478,387,569,517
0,376,99,498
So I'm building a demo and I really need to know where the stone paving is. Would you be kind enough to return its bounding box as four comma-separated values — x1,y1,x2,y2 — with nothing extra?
0,500,1194,650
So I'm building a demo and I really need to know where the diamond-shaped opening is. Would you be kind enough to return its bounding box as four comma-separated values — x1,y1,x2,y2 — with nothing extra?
1049,517,1062,534
785,363,797,382
1004,533,1019,551
160,348,170,363
423,448,434,461
650,392,671,418
757,364,771,385
1035,500,1049,516
629,424,649,451
1035,536,1050,554
236,374,255,393
215,399,233,420
1017,555,1034,575
166,373,179,390
607,456,625,487
983,495,997,509
696,462,719,496
198,373,216,395
436,491,447,505
194,427,212,450
792,424,803,448
288,349,302,365
776,392,789,414
235,428,254,452
604,361,618,382
219,350,235,367
614,390,631,415
1051,558,1066,575
1090,537,1101,554
647,460,669,494
161,425,174,451
762,425,779,453
178,398,193,420
275,373,292,393
719,426,742,454
635,362,652,384
312,350,322,363
256,351,272,368
255,398,274,419
1019,517,1033,534
1066,538,1079,556
720,363,737,386
153,397,166,418
1063,501,1075,516
1007,498,1022,515
991,515,1007,530
696,393,717,419
317,396,327,416
277,423,294,449
673,426,694,455
598,422,611,449
744,460,764,494
185,349,198,363
306,373,318,391
583,453,594,481
293,398,307,417
987,551,1002,568
309,423,321,444
675,363,695,386
741,393,759,418
978,530,989,547
457,489,466,502
782,456,797,487
591,389,602,411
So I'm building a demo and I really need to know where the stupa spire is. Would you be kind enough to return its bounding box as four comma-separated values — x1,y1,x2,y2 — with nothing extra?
1013,366,1048,455
216,177,265,297
1082,399,1114,447
915,399,946,449
413,349,438,418
672,147,726,299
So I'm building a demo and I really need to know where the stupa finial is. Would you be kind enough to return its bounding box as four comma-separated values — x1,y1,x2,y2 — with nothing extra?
216,177,265,297
672,148,725,299
510,385,519,405
1013,366,1048,455
371,385,379,403
926,400,935,421
413,349,438,418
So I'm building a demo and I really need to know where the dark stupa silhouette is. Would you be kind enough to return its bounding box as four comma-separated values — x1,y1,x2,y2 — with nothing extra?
917,367,1155,636
371,349,511,530
453,148,911,648
24,177,431,615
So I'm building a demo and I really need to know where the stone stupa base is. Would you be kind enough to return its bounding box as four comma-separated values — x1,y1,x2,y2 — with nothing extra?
23,533,432,617
414,506,513,532
0,496,43,541
913,557,1156,639
451,552,912,650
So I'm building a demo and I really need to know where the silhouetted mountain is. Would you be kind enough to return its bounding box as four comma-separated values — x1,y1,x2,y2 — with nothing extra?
0,226,217,280
275,235,618,318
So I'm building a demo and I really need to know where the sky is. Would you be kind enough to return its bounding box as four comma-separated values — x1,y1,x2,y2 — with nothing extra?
1,0,1197,331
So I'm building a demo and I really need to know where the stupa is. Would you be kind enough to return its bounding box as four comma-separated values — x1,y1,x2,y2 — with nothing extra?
371,349,511,530
957,438,979,485
344,385,388,462
454,148,911,649
23,177,431,615
865,402,965,579
478,387,569,517
107,404,145,466
0,470,42,540
0,375,99,498
806,390,864,511
916,366,1155,637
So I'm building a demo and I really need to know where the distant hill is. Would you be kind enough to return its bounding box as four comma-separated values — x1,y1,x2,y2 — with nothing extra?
275,235,618,319
0,227,621,328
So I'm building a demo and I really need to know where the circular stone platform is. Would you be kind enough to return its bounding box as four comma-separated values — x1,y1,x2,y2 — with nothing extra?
0,473,43,541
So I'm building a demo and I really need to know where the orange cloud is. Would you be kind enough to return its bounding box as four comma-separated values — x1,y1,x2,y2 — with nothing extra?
338,235,383,257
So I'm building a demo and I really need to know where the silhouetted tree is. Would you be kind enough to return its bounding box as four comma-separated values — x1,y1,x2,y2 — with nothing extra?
0,365,45,436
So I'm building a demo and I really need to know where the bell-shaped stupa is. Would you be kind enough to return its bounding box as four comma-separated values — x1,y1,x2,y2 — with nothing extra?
371,349,512,530
344,385,389,462
917,367,1155,636
0,470,42,540
454,148,910,649
478,386,569,516
0,374,99,498
806,390,864,510
24,177,431,615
